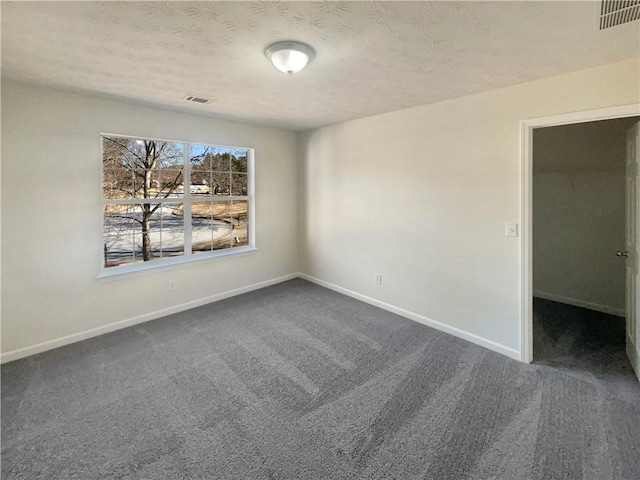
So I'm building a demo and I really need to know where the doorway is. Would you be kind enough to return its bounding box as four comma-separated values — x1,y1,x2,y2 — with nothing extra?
520,105,640,384
531,117,639,390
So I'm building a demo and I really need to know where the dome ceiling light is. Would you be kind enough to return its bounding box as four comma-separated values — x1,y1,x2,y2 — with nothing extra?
265,41,315,75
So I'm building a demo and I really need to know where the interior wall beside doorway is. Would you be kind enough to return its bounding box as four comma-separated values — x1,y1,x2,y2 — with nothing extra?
533,117,639,316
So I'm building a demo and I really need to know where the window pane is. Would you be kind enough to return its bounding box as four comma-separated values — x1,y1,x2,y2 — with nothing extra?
103,136,184,200
231,200,248,223
190,171,211,196
192,201,217,219
230,201,248,248
213,154,231,172
104,208,137,267
192,225,233,252
192,201,234,252
190,145,215,170
158,147,184,170
152,205,184,259
231,174,247,196
103,203,184,267
231,154,248,173
190,145,213,197
211,172,230,196
103,168,134,200
156,170,184,198
232,222,249,247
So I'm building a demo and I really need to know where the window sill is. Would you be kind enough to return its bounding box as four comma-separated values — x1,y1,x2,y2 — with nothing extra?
97,246,257,282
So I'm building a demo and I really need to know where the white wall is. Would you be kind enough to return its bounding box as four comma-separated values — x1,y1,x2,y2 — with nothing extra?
3,59,639,362
1,80,299,357
300,59,639,357
533,118,638,316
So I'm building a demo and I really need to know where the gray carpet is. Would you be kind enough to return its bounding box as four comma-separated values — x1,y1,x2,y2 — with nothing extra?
2,279,639,479
533,297,639,406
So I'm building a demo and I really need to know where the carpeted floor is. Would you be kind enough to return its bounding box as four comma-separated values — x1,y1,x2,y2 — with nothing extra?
2,279,639,479
533,297,639,406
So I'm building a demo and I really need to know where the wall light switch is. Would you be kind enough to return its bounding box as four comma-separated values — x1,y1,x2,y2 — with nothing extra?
505,222,519,238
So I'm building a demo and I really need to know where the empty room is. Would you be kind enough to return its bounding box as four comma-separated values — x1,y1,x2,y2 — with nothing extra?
1,1,639,479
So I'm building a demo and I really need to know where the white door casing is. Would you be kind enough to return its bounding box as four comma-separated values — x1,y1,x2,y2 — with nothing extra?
625,122,640,381
521,104,640,364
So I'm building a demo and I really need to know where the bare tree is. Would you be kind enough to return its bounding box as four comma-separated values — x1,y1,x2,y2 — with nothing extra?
103,137,183,262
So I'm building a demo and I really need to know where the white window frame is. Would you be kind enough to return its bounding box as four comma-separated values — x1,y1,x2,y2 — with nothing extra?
99,133,256,278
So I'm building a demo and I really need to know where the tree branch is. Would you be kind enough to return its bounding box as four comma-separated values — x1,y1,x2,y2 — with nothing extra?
104,137,143,165
105,213,143,226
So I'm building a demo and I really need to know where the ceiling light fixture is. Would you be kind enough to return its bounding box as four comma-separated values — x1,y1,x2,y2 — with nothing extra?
265,41,315,75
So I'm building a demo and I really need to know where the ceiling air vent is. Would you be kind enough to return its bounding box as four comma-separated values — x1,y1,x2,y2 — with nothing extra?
600,0,640,29
183,95,215,105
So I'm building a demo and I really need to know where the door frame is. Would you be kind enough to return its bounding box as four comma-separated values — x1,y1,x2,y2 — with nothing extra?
520,103,640,363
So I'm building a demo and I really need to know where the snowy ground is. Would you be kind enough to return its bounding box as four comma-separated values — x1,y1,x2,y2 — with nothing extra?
104,205,245,266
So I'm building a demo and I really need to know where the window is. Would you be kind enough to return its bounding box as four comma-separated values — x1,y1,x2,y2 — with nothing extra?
102,135,253,274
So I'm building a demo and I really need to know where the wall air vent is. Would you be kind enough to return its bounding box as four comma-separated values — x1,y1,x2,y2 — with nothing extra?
183,95,215,105
600,0,640,29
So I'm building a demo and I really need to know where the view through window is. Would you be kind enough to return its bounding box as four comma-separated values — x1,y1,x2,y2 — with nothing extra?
102,135,252,272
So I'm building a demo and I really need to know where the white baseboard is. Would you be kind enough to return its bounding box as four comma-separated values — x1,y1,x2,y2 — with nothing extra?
2,271,524,364
627,334,640,382
298,273,521,361
0,273,298,364
533,290,625,317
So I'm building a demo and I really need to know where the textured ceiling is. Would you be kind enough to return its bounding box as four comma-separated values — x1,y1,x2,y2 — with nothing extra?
1,1,639,131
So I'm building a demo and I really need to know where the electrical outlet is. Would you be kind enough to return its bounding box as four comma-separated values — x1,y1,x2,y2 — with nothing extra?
375,274,382,285
169,280,176,291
